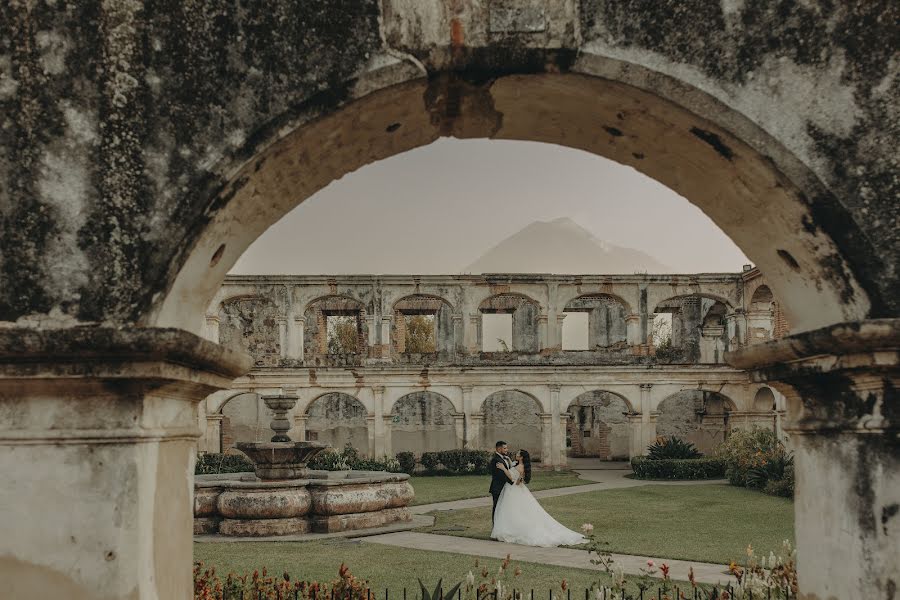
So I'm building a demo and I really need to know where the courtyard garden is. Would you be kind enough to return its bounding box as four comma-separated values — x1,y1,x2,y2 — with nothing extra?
419,483,794,565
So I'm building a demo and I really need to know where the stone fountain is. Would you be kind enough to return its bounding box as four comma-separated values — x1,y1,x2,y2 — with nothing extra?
236,394,327,480
194,394,414,537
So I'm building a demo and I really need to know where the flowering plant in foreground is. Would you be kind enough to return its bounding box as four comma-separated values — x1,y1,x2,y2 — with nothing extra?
723,540,798,599
193,561,371,600
462,555,531,600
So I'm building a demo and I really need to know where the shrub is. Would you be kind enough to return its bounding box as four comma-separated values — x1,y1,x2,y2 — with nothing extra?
715,427,781,486
416,449,492,475
195,453,254,475
396,451,416,475
630,456,725,480
646,436,702,460
307,443,404,473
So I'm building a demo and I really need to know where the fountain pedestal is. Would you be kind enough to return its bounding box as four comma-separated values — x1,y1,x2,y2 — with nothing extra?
236,394,327,480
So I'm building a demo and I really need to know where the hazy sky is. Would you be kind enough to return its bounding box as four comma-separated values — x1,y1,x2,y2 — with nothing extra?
231,139,749,275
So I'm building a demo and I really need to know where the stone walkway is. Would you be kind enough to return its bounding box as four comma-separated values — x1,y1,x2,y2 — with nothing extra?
362,532,735,586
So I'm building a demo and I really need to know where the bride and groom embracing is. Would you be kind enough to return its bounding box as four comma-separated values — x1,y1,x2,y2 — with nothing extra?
488,441,587,547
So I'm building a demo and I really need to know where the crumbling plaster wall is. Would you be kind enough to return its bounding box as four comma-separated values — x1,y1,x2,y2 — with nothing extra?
1,1,893,339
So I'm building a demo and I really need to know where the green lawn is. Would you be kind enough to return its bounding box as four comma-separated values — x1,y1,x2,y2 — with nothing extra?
194,539,670,595
409,471,590,506
420,484,794,565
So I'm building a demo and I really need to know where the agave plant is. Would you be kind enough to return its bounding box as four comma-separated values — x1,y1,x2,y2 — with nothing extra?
647,436,702,460
419,578,463,600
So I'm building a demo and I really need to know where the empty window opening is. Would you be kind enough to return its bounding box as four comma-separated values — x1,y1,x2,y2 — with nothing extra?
326,315,358,354
561,311,589,350
404,313,436,353
482,313,512,352
652,312,673,347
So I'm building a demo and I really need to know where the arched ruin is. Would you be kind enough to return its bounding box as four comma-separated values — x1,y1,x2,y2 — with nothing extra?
1,3,896,598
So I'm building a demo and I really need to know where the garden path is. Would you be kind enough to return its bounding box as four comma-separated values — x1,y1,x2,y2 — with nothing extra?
362,532,736,586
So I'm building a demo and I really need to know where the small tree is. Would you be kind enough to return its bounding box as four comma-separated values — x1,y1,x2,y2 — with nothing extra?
327,315,359,354
405,314,436,353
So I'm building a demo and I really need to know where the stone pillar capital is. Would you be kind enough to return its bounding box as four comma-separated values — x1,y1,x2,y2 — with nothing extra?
461,384,474,393
625,313,640,323
372,385,386,395
640,383,653,390
537,314,549,323
555,314,567,323
206,413,224,423
293,315,305,324
205,314,220,324
451,313,464,322
548,384,561,393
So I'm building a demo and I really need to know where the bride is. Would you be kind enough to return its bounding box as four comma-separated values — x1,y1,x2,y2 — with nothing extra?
490,449,587,547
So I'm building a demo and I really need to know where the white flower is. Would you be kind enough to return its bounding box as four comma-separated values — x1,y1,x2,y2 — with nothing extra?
466,571,475,587
581,523,594,534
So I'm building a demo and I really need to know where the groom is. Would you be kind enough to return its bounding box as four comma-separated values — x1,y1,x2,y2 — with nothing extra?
489,440,511,525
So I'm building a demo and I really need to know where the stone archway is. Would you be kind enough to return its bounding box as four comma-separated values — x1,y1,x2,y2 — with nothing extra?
390,392,458,455
3,5,897,598
657,390,737,455
305,393,368,454
481,390,544,461
566,391,632,460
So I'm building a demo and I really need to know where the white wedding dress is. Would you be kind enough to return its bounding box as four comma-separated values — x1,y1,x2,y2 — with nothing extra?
490,467,587,547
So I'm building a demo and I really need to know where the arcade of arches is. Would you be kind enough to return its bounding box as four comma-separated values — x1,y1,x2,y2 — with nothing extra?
1,3,897,599
202,270,790,463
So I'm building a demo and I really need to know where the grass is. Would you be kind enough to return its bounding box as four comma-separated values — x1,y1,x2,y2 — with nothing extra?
409,471,590,506
194,538,670,594
419,484,794,565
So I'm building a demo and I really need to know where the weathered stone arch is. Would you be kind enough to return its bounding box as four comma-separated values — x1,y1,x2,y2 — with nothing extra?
479,293,540,353
302,295,368,361
563,294,629,349
391,294,454,356
305,392,368,454
753,387,777,412
655,295,731,363
657,390,736,454
216,392,262,453
750,286,775,311
481,390,544,460
566,390,632,460
390,391,458,455
4,5,897,598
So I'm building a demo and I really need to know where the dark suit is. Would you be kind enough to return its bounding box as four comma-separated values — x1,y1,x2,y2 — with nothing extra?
489,452,511,523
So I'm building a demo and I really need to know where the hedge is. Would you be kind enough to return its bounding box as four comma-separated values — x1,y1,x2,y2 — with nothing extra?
630,456,726,480
195,453,254,475
419,449,492,475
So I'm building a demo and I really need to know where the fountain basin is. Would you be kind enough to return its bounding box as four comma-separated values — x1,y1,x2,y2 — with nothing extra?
194,470,414,537
235,441,327,480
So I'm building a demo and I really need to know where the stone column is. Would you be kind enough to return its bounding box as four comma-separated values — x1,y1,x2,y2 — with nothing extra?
549,384,561,468
461,385,476,448
625,314,641,347
382,415,394,457
469,413,484,450
277,316,288,359
537,314,549,351
0,328,251,599
452,313,465,354
453,413,466,449
372,386,386,457
539,413,554,467
557,413,570,468
380,316,392,359
292,414,309,442
726,319,899,600
626,414,643,458
726,310,746,348
289,316,305,360
205,413,224,453
639,384,655,452
552,314,567,351
469,313,482,353
366,414,376,459
646,313,656,346
204,314,220,344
